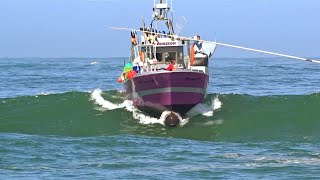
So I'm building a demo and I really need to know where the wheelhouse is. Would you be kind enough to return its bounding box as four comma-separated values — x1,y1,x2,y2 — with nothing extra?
128,0,215,74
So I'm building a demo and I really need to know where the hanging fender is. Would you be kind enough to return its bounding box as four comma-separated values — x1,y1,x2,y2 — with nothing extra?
190,44,195,66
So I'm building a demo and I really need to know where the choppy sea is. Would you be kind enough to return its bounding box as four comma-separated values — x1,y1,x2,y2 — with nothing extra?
1,57,320,179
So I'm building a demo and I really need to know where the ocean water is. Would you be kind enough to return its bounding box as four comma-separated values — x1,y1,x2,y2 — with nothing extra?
1,57,320,179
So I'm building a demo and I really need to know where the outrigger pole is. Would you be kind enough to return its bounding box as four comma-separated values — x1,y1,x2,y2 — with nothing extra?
198,39,320,64
110,27,320,64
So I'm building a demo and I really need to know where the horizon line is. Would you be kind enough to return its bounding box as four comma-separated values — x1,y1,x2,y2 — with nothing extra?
1,56,319,59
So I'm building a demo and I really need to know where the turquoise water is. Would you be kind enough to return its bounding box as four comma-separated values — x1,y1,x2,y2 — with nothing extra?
1,58,320,179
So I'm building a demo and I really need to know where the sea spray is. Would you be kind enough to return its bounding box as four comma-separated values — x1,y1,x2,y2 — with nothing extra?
91,88,124,110
91,88,167,125
213,96,222,110
91,89,183,125
90,61,99,65
186,96,222,117
90,89,221,126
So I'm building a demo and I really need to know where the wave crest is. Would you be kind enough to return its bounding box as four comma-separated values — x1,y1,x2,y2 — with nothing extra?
90,88,221,126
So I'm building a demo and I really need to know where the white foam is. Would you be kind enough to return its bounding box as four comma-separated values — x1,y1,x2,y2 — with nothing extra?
250,156,320,166
90,89,221,126
213,96,222,110
91,88,123,110
129,106,188,126
39,91,52,96
203,119,224,126
90,61,99,65
186,96,222,117
90,88,189,126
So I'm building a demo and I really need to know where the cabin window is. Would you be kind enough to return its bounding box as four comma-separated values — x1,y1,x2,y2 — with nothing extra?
139,46,155,60
156,53,163,62
153,47,183,63
165,52,176,63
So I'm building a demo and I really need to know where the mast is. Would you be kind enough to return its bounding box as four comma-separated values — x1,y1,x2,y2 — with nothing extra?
151,0,174,34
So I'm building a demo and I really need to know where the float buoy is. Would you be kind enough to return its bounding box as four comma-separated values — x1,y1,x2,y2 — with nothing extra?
164,112,180,127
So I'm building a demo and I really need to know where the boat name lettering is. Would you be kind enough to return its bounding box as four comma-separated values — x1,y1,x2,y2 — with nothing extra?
157,42,176,46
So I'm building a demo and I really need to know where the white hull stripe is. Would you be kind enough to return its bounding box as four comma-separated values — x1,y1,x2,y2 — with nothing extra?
129,87,207,98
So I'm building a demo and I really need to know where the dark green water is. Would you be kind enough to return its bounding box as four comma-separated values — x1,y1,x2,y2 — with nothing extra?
2,92,320,141
1,58,320,179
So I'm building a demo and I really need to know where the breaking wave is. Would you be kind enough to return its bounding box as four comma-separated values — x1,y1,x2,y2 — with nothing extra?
1,90,320,141
90,88,221,126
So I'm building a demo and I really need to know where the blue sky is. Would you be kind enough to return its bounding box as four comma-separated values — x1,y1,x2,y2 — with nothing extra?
0,0,319,58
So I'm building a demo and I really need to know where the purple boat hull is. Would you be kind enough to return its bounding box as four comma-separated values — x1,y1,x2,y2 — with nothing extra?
125,70,209,115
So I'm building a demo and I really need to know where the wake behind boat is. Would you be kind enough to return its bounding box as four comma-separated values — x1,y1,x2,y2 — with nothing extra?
117,0,216,126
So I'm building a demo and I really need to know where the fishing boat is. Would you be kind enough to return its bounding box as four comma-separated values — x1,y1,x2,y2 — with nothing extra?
113,0,320,127
116,0,216,126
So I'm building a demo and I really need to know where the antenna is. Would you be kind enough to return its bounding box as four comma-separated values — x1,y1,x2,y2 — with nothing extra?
171,0,174,30
175,16,187,35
